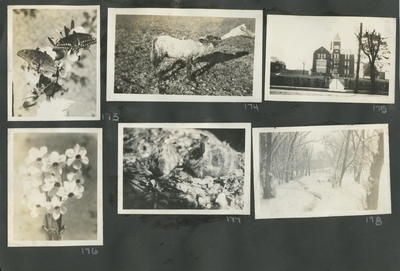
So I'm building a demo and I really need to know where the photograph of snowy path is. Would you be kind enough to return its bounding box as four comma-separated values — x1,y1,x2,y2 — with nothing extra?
253,124,391,219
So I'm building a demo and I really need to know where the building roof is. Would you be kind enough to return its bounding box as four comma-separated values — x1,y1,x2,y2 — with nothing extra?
271,56,280,62
314,46,330,54
333,33,341,41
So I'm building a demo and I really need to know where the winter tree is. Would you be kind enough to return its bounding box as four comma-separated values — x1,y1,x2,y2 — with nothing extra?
357,29,389,94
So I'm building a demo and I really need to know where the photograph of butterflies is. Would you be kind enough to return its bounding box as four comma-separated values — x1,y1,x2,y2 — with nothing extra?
118,123,251,215
8,6,99,120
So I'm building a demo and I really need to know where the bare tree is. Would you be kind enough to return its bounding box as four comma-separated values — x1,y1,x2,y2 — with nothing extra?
352,130,365,183
260,131,312,198
354,22,362,93
260,133,273,199
259,133,289,198
323,130,354,187
285,132,299,182
357,29,389,94
367,130,384,209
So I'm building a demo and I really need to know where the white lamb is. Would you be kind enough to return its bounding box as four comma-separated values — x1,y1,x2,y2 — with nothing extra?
150,34,222,79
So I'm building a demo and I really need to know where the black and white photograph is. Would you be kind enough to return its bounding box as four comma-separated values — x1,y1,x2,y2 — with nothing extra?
107,8,263,103
8,128,103,246
253,124,391,219
118,123,251,215
265,15,396,103
8,6,100,121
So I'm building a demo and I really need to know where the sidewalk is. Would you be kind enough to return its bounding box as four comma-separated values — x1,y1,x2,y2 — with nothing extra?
271,85,355,94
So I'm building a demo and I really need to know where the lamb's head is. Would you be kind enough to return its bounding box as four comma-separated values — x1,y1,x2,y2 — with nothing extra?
198,35,222,47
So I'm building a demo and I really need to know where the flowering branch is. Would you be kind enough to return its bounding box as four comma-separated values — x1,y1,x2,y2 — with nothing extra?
17,19,96,116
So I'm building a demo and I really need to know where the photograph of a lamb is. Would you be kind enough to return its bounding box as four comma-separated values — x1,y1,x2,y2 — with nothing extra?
107,8,263,103
253,124,391,219
118,123,251,215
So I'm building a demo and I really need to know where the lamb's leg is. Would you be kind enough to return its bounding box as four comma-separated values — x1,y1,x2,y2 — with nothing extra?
150,39,163,77
186,58,193,80
152,56,162,76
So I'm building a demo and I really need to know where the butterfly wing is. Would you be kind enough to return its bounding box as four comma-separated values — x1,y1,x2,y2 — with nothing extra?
54,32,96,51
17,49,57,76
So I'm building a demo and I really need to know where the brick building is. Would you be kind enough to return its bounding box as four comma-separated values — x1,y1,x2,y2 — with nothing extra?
312,33,355,77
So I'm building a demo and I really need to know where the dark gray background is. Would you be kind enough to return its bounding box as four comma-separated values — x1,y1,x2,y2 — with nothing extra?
0,0,399,270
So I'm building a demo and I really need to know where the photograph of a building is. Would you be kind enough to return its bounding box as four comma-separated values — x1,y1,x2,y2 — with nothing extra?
265,15,396,104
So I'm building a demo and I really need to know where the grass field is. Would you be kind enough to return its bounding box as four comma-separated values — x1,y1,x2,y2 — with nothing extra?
114,15,255,96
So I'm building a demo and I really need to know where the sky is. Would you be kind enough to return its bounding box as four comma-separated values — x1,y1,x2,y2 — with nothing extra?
266,15,396,70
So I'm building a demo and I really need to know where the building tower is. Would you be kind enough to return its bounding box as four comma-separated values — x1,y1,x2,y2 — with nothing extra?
331,33,341,76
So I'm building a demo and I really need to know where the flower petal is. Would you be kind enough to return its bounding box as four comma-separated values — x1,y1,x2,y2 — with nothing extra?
65,148,75,158
73,144,81,154
58,154,67,162
67,158,74,166
39,146,47,156
72,160,82,170
60,205,67,214
50,151,60,161
28,147,40,158
74,193,83,200
53,211,61,220
30,210,39,218
81,156,89,165
78,147,87,157
67,172,75,182
41,183,54,191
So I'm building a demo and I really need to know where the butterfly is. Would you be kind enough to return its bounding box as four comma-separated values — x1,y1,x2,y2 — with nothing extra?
17,49,57,77
50,31,96,52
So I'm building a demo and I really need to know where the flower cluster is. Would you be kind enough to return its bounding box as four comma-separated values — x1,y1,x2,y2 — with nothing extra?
18,19,96,112
20,144,89,220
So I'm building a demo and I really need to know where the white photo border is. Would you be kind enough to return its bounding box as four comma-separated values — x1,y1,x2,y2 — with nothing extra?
118,122,252,215
107,8,263,103
8,128,103,247
253,123,391,219
7,5,101,121
265,15,396,104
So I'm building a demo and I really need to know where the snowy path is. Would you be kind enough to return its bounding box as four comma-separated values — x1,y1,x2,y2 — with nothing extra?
259,175,367,218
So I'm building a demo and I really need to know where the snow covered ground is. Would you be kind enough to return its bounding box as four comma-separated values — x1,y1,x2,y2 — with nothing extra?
258,171,370,219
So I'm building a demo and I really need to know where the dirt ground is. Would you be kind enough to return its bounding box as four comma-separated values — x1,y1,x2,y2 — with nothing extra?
123,128,246,211
114,15,255,96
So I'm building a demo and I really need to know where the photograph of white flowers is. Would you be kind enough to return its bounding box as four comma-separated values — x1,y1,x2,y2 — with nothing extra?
8,6,100,120
8,128,103,247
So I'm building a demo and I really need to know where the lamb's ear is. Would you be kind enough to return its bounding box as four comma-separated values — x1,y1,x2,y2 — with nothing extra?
199,36,208,44
200,35,221,44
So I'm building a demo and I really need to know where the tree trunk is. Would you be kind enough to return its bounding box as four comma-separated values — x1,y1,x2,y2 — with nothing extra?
285,133,298,183
355,23,362,93
370,62,377,94
339,130,352,186
261,133,274,199
354,130,365,183
367,131,384,210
